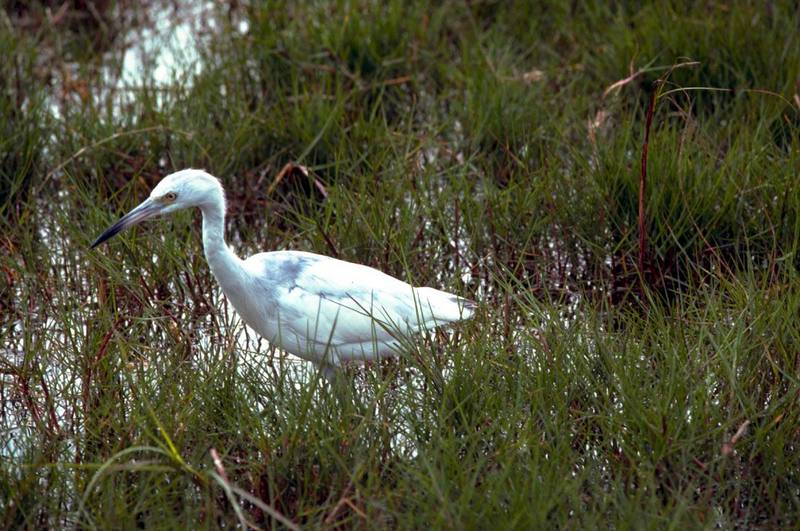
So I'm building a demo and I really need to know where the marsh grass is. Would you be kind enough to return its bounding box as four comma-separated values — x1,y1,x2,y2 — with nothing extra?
1,1,799,528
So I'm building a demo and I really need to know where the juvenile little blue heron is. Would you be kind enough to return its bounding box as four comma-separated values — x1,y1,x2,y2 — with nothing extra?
92,169,476,379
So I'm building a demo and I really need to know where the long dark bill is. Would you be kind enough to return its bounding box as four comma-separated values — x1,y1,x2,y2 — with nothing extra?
91,199,161,249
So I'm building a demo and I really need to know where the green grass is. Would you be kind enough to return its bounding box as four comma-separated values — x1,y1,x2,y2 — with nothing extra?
1,0,799,528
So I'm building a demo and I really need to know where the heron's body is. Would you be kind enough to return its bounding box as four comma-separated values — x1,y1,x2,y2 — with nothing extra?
93,169,475,376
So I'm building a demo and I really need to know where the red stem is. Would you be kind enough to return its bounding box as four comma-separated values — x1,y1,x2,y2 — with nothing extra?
639,83,658,286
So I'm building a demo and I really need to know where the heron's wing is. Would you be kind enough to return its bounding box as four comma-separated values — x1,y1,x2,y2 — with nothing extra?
245,251,467,347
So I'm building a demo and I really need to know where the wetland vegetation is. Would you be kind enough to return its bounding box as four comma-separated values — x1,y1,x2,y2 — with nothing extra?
1,1,799,528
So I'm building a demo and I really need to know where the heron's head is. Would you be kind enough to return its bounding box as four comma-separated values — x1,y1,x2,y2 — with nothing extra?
91,169,224,248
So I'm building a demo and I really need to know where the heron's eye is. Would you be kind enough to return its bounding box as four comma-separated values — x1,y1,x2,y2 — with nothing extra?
164,192,177,202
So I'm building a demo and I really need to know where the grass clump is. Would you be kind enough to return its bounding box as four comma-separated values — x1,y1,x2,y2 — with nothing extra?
1,0,799,528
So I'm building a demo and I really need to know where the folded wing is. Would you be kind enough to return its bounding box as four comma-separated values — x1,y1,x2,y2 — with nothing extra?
244,251,474,361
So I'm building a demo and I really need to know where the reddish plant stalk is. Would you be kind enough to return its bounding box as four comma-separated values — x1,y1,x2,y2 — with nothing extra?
639,83,659,286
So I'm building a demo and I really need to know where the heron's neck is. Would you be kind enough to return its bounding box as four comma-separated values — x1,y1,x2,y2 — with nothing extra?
200,200,242,285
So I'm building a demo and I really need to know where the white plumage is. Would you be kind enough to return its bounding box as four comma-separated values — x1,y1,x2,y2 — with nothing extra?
92,169,476,377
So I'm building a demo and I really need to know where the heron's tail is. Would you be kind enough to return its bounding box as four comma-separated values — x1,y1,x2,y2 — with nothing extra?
415,287,477,324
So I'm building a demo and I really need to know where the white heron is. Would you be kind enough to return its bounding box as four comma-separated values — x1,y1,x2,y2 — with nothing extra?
92,169,476,379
